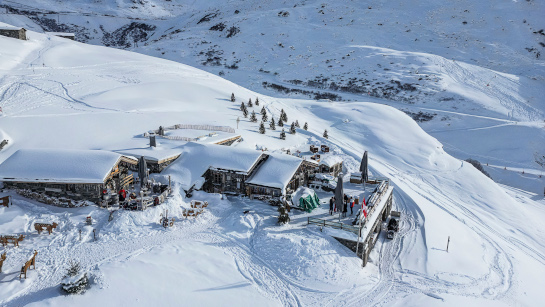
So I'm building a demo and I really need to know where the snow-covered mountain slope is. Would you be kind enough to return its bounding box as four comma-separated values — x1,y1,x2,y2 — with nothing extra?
1,0,544,194
0,27,544,306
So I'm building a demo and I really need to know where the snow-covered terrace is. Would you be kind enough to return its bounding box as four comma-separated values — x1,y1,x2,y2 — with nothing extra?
246,153,303,192
163,129,240,145
0,149,133,184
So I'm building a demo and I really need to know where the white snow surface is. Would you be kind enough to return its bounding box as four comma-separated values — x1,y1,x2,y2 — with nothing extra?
319,154,344,167
0,149,124,183
246,153,302,192
0,25,543,306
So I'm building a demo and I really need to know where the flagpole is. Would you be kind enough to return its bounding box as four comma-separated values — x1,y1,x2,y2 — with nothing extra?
355,196,364,259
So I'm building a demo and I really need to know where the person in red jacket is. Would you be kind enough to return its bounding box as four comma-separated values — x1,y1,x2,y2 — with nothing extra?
118,188,127,202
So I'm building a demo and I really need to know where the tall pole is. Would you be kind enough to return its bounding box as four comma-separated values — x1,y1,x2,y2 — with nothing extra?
446,236,450,252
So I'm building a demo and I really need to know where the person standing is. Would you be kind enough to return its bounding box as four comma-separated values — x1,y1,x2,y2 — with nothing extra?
343,198,348,217
350,197,354,215
118,188,126,202
329,197,334,215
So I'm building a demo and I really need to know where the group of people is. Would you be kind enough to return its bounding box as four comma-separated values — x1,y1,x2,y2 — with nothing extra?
329,194,356,217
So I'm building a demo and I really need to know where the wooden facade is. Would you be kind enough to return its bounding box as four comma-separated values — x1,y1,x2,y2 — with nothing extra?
319,161,343,177
4,156,137,205
202,155,268,194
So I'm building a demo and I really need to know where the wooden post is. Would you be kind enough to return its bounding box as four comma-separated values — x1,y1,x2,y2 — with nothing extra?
93,229,96,241
447,236,450,252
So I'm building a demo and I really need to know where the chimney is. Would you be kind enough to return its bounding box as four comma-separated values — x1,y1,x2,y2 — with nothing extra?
150,135,156,147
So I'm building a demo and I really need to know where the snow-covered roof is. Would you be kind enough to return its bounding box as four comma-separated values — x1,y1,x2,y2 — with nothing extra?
163,143,264,190
246,153,303,191
319,155,343,167
46,32,75,37
116,147,182,163
0,26,23,31
0,149,125,184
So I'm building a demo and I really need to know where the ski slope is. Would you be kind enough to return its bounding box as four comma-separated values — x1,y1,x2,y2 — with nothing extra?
0,26,544,306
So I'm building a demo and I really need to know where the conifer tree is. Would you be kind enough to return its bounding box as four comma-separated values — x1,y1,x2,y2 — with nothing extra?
260,106,266,116
323,129,329,139
262,112,268,122
303,122,308,130
250,110,257,122
280,109,288,122
248,98,253,107
278,117,284,127
280,128,286,140
270,117,276,130
240,102,245,111
277,206,290,224
242,106,249,118
290,122,296,134
295,120,300,128
255,97,260,106
259,121,266,134
231,93,235,102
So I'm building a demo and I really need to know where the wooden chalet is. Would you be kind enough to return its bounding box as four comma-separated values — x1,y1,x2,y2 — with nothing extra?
0,149,137,204
246,154,314,199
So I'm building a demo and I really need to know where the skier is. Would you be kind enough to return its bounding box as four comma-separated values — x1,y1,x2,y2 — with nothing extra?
350,197,354,215
343,197,348,217
329,197,334,215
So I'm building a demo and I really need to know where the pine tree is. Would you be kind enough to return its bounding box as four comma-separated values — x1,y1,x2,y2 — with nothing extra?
323,129,328,139
231,93,235,102
259,121,266,134
262,112,268,122
270,117,276,130
250,111,257,122
240,102,245,111
303,122,308,130
277,206,290,224
280,129,286,140
278,117,284,127
260,106,266,116
290,122,296,134
255,97,260,106
242,107,249,118
61,260,88,294
295,120,300,128
248,98,253,107
281,109,288,122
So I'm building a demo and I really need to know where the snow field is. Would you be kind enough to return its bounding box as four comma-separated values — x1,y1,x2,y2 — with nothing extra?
0,26,544,306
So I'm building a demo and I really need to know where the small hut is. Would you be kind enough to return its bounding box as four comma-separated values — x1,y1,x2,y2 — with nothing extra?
0,26,26,40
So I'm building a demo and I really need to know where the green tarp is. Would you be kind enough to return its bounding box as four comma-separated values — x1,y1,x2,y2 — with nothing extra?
298,193,321,213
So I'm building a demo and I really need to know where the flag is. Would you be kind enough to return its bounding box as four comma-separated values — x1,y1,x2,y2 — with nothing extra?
363,208,367,218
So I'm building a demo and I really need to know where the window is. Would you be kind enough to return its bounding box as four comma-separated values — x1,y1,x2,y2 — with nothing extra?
213,173,223,183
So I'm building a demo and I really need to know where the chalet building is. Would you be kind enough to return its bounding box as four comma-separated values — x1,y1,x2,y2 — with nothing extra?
46,32,75,40
318,155,343,177
246,154,315,199
0,149,137,204
164,142,319,199
0,26,26,40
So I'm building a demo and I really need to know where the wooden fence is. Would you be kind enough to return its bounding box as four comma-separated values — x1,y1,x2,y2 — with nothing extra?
307,217,360,235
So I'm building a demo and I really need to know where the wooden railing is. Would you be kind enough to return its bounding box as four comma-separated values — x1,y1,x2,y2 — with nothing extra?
307,217,360,235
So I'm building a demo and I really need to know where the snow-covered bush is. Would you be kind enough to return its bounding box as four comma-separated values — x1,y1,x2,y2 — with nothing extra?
60,260,89,295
